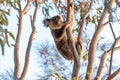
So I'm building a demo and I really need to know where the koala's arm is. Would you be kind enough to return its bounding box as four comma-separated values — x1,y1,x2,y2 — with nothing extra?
60,21,71,32
63,21,71,30
52,21,71,41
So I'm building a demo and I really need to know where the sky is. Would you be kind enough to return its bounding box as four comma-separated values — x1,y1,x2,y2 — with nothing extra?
0,0,120,80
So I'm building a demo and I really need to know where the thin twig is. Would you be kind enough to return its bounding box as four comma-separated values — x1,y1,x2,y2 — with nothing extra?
108,15,117,77
95,36,120,79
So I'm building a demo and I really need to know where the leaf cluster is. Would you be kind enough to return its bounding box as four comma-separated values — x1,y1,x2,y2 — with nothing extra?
0,2,15,55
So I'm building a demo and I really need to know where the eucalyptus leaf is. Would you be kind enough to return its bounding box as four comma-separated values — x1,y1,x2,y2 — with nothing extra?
8,32,15,40
17,0,22,11
61,76,67,80
0,26,3,32
5,29,10,47
0,39,4,55
116,0,120,7
54,72,60,77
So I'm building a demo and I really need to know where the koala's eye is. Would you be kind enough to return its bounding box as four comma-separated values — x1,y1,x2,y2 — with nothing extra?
56,16,60,19
52,17,57,22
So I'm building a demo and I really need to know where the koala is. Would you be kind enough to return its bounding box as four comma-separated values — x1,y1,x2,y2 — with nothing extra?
43,15,75,60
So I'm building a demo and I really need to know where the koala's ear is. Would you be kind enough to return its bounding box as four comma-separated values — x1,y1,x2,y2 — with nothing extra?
43,19,50,27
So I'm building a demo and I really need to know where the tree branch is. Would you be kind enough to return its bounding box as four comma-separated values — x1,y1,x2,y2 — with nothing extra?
66,0,80,80
14,10,23,80
19,0,38,80
13,0,31,79
108,68,120,80
22,0,31,15
108,14,117,77
86,0,116,79
95,37,120,80
85,4,109,80
77,0,94,67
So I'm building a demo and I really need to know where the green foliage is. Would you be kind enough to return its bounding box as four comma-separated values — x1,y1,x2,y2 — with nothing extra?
0,27,15,55
0,2,15,55
5,29,15,47
42,6,50,17
0,14,8,26
52,72,67,80
17,0,22,11
82,53,88,61
0,38,4,55
116,0,120,7
41,2,54,18
74,0,103,33
8,31,15,41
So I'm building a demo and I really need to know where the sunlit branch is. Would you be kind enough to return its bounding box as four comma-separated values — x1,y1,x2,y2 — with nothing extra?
77,0,94,66
19,0,38,79
108,68,120,79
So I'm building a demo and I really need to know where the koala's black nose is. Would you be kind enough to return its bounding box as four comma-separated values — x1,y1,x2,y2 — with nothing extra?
43,18,50,27
46,19,50,22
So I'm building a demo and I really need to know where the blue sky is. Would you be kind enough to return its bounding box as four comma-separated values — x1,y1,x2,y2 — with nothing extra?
0,0,120,79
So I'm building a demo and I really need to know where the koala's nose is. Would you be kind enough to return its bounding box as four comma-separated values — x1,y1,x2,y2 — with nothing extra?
43,19,50,27
46,19,50,22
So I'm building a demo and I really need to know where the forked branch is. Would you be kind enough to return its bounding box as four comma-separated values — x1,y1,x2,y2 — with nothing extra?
19,0,38,80
95,37,120,80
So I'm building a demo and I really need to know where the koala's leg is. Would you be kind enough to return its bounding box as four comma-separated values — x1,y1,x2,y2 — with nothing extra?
60,43,73,60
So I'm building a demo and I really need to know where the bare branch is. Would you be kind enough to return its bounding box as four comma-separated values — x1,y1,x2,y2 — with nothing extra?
14,12,23,80
77,0,94,67
23,0,46,15
102,21,109,26
22,0,31,15
19,0,38,80
38,0,47,4
85,0,116,79
85,4,111,80
95,37,120,80
13,0,33,79
108,17,117,77
108,68,120,80
30,0,47,4
78,0,94,40
85,7,108,80
95,46,120,80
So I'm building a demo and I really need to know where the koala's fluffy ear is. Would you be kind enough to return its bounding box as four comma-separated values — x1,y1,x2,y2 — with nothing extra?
43,19,50,27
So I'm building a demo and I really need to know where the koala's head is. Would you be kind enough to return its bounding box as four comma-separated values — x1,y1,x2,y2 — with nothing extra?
43,15,63,29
